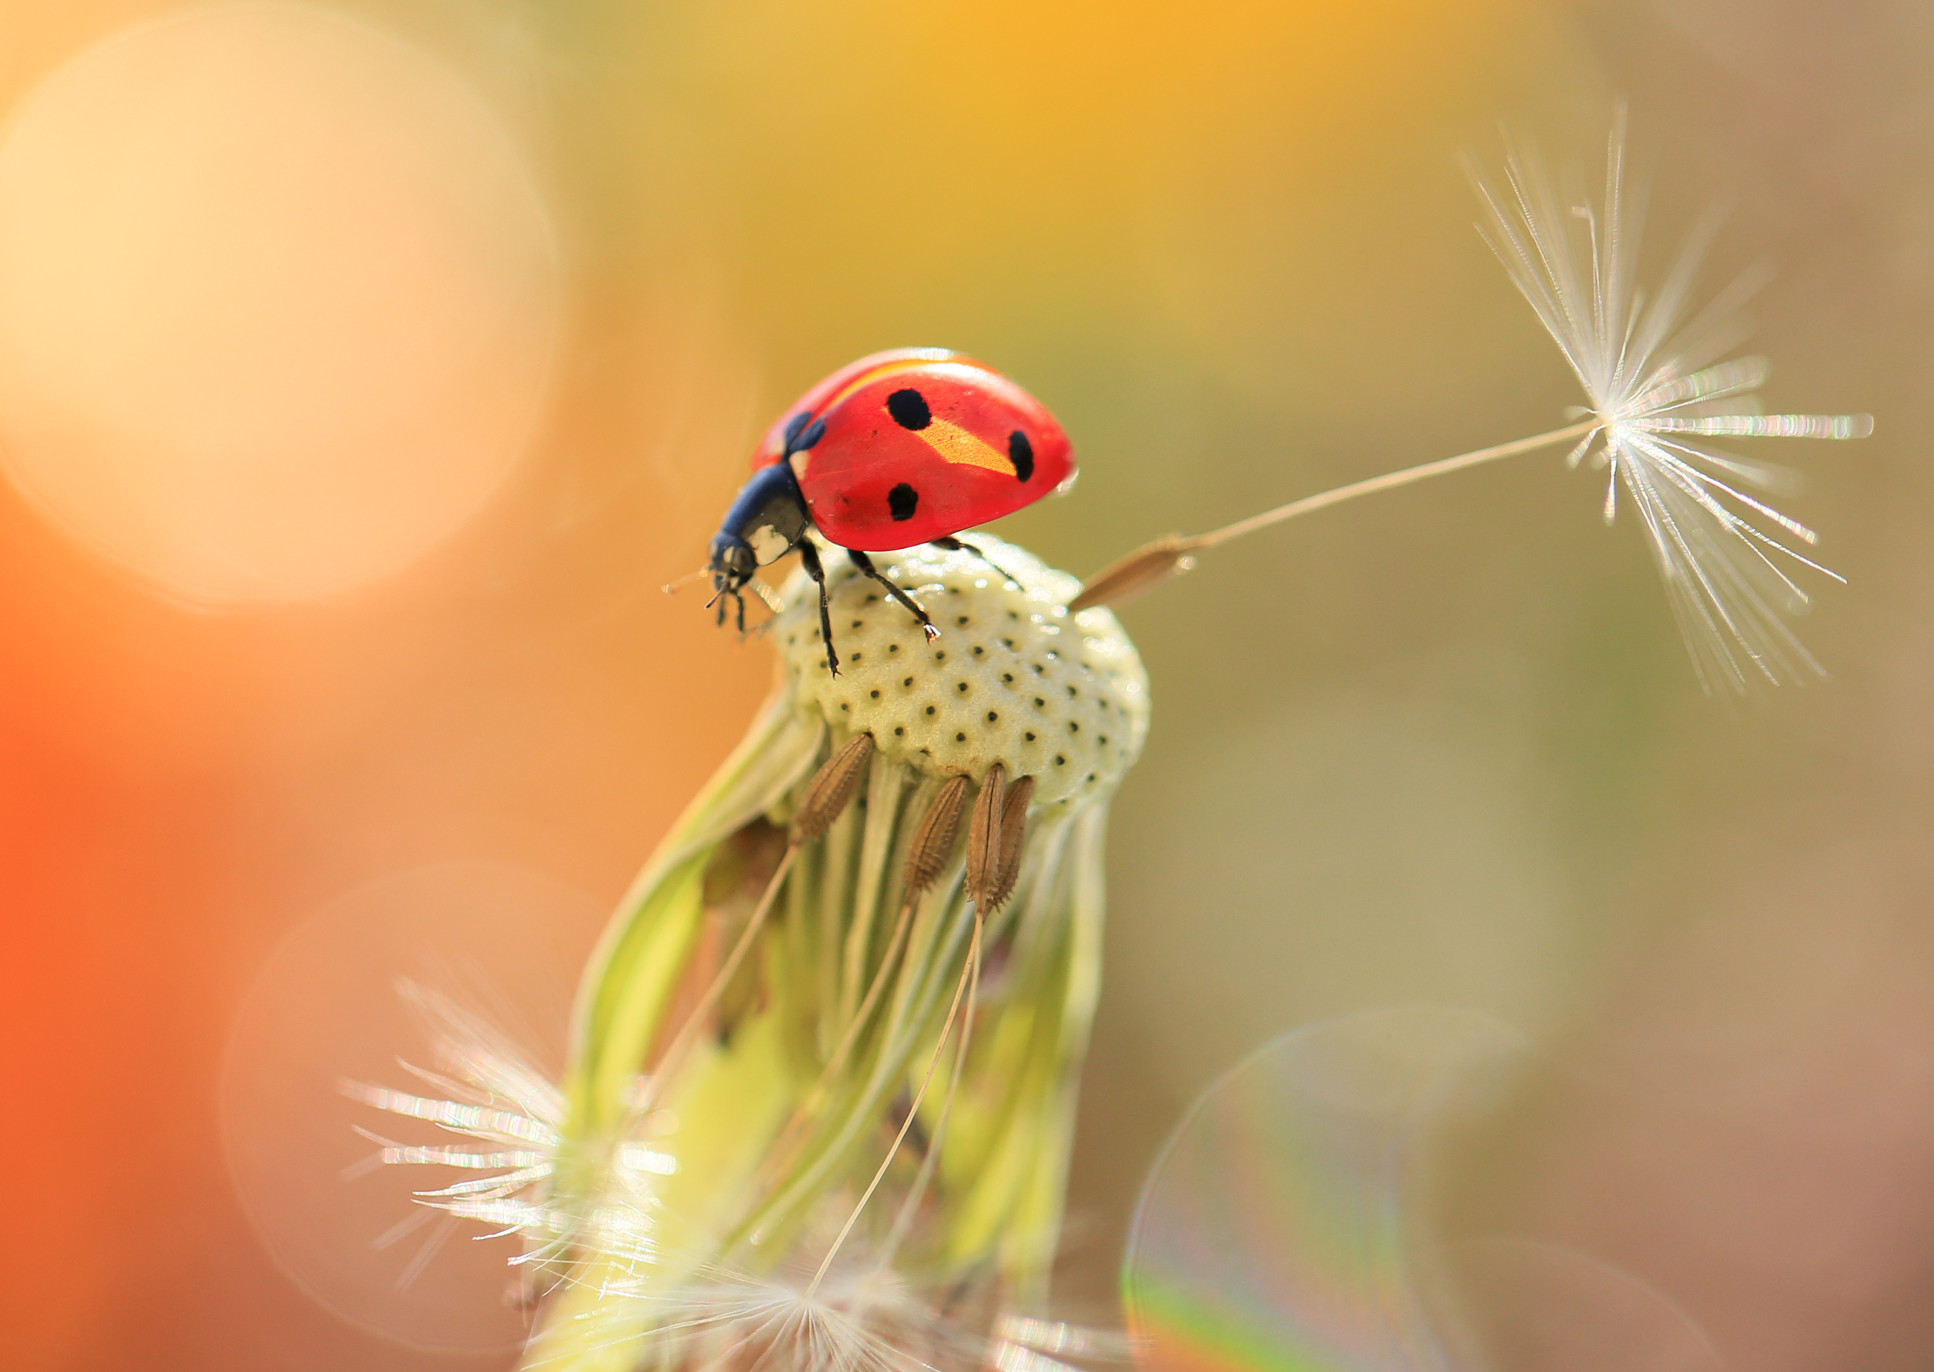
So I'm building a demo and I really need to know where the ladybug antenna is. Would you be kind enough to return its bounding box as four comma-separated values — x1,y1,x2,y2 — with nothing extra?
663,567,710,595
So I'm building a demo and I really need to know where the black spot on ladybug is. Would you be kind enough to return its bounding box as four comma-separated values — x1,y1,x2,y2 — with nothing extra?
1008,430,1035,482
888,483,919,522
886,389,932,430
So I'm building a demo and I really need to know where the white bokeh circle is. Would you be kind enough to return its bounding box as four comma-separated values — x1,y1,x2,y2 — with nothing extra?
221,861,599,1352
0,2,560,605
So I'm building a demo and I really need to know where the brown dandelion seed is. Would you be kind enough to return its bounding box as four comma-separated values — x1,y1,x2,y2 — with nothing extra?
903,774,972,896
1068,534,1199,611
793,732,875,842
965,763,1008,909
988,774,1035,911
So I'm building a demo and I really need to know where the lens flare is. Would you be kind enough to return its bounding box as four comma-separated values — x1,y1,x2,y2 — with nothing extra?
1123,1010,1522,1372
1122,1010,1733,1372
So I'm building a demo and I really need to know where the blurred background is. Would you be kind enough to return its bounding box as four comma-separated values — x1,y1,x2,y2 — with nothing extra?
1,0,1927,1367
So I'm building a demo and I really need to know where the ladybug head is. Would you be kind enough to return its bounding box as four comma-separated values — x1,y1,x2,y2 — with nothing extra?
708,531,757,595
708,460,811,621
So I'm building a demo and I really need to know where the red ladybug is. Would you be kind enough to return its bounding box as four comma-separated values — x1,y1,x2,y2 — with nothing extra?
707,348,1076,674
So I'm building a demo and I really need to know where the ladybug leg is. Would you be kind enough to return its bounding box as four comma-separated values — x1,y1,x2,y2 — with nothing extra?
799,539,841,675
847,549,939,641
739,579,783,640
931,536,1026,590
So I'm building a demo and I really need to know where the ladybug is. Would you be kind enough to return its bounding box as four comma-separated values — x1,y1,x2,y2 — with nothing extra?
707,348,1076,674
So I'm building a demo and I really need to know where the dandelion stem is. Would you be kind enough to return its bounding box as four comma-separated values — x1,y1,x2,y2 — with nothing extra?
1071,418,1597,610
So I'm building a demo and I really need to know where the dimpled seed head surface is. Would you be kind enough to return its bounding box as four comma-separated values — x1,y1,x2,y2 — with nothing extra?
774,536,1148,807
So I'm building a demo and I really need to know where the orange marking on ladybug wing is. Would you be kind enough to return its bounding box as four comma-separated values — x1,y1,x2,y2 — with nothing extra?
917,418,1014,475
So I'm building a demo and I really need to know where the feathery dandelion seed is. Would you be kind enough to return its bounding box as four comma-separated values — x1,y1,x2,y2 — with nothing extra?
1472,112,1870,691
1076,114,1870,693
342,982,578,1274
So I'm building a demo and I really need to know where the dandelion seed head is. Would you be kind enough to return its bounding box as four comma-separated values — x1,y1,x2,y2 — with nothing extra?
351,540,1143,1371
1473,110,1870,692
773,535,1149,804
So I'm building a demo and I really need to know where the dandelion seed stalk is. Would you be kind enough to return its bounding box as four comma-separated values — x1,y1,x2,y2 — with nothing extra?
1070,419,1598,612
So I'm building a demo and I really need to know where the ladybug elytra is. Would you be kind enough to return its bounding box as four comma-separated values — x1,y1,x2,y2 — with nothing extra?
707,349,1075,674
